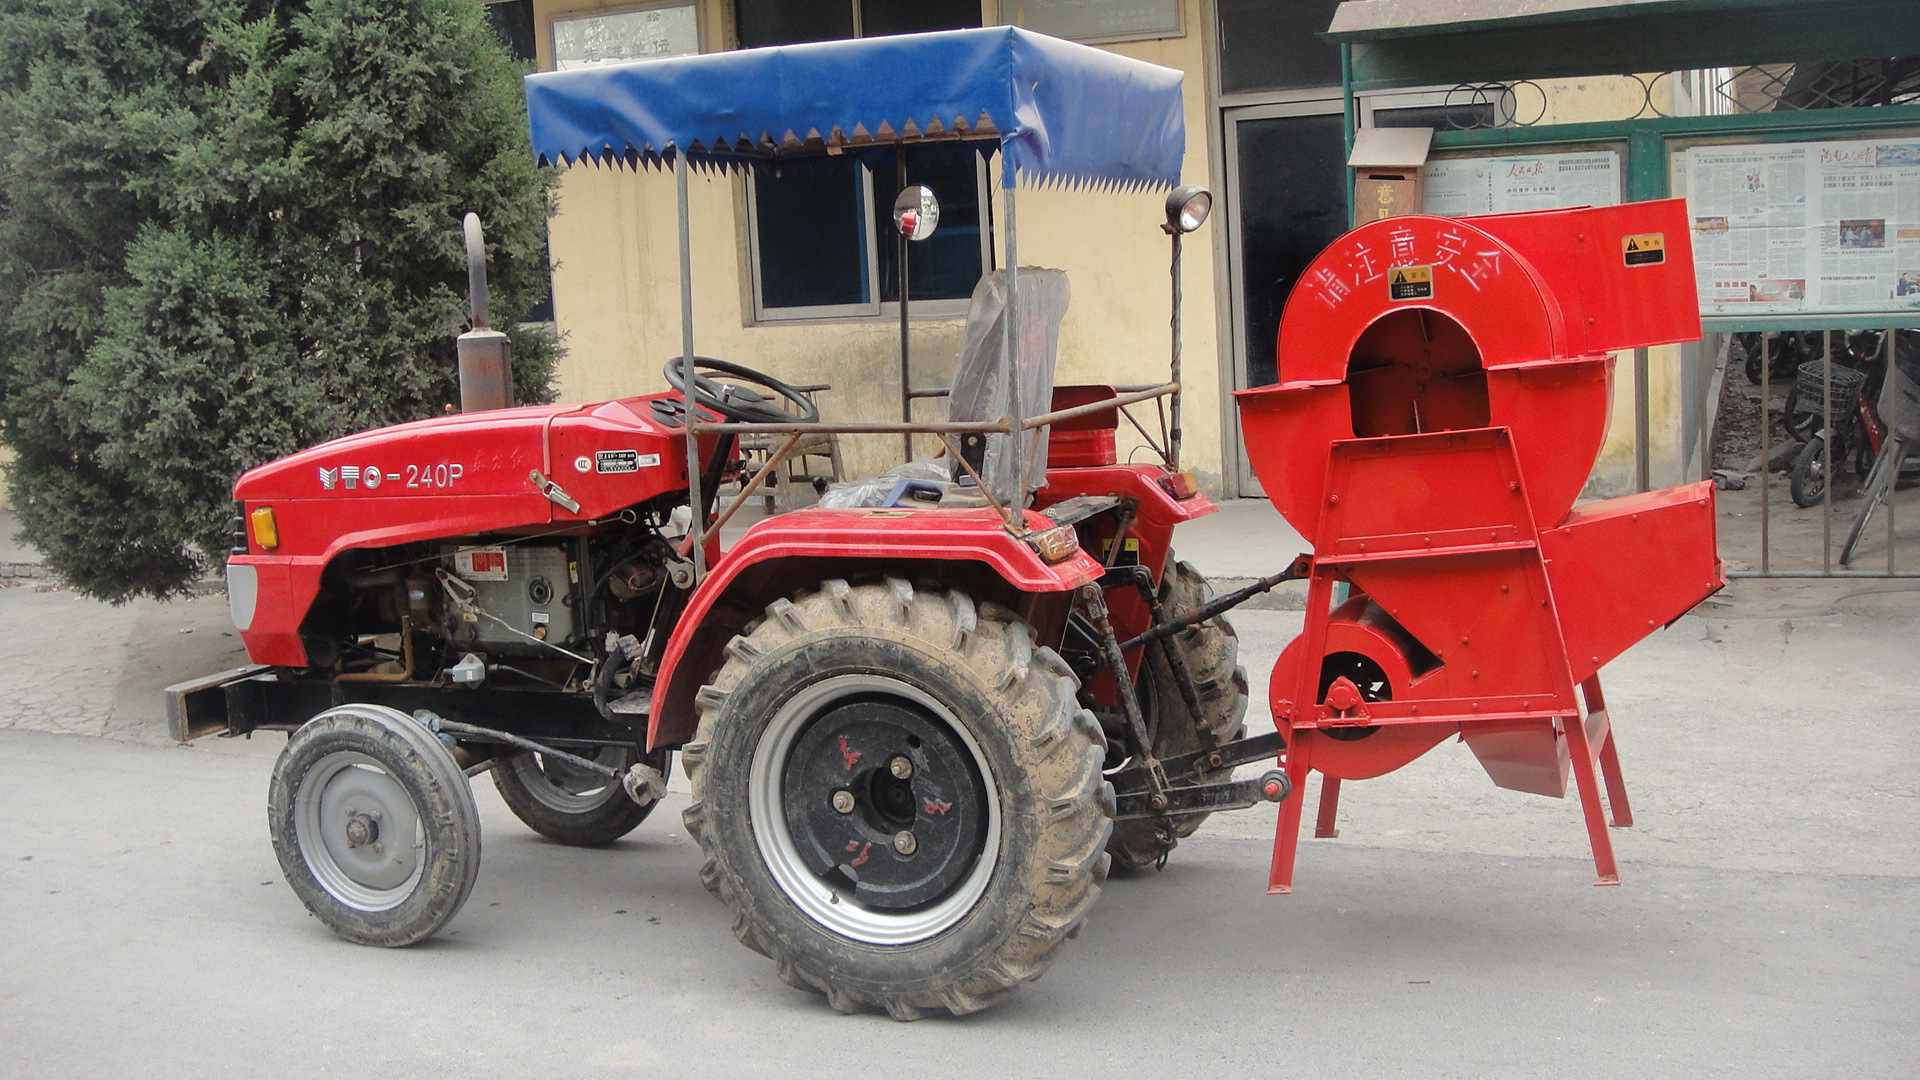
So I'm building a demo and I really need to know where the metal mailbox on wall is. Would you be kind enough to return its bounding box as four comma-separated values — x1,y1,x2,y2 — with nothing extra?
1348,126,1432,222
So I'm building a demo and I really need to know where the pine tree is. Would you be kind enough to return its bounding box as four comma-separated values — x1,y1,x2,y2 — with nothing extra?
0,0,558,602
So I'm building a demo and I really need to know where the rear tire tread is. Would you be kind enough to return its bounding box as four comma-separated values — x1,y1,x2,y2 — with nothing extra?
681,579,1109,1019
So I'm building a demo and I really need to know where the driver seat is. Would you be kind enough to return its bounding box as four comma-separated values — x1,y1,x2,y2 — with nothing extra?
946,267,1070,502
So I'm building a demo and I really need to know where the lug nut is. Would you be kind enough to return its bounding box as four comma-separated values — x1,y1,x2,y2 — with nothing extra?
889,756,913,780
892,831,917,855
831,790,855,814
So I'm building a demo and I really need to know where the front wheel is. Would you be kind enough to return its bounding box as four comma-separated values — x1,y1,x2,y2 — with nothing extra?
682,578,1111,1019
1790,434,1832,508
267,704,481,947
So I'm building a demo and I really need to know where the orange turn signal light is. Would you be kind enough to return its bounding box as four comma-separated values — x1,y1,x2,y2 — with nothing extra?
1158,470,1200,500
1028,524,1080,564
249,507,279,550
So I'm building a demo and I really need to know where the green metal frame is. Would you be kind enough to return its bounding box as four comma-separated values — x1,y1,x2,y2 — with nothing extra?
1326,0,1920,330
1335,0,1920,93
1420,106,1920,331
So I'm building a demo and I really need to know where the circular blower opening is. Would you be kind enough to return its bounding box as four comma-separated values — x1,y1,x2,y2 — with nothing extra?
1345,309,1491,438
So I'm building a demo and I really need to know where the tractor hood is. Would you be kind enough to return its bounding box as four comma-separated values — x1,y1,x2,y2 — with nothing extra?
233,394,702,526
234,404,573,503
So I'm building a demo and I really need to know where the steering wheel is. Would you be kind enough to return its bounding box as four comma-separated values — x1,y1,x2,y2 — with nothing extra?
661,356,820,425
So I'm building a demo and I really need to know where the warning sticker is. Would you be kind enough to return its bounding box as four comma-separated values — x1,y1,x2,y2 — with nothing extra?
595,449,660,474
1623,233,1665,266
1099,537,1141,567
1388,265,1434,300
455,548,509,582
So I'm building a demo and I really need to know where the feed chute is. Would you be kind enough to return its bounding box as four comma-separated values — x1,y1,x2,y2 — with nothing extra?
1237,199,1724,891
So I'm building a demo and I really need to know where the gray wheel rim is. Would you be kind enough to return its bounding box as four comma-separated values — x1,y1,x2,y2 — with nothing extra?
293,751,425,912
508,746,632,814
748,674,1001,946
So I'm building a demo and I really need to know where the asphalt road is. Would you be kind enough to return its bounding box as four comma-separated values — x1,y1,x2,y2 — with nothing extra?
1,582,1917,1078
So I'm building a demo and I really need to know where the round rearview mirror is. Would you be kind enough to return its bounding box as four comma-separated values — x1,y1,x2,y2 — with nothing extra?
1165,184,1212,234
893,185,941,241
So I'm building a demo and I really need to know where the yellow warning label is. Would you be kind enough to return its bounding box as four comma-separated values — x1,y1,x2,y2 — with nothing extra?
1623,233,1666,266
1388,265,1433,300
864,510,916,518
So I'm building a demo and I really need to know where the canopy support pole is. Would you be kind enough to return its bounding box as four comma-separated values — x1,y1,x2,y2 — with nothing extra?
898,153,914,463
675,151,705,577
1003,183,1025,506
1169,226,1184,471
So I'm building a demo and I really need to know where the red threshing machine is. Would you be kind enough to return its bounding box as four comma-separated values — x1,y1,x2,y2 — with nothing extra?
1240,199,1725,891
166,27,1721,1020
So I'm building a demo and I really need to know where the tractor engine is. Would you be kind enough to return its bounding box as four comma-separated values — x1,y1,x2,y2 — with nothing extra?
299,515,688,695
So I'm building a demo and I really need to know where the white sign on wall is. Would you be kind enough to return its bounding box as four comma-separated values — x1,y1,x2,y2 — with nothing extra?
552,3,700,70
1674,136,1920,317
1422,150,1622,216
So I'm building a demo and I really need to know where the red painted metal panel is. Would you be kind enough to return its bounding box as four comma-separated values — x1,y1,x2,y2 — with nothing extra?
1473,199,1701,356
1267,216,1565,386
1541,481,1726,684
646,508,1100,749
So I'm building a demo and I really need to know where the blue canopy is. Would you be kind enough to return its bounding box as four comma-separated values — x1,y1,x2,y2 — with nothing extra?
524,27,1185,190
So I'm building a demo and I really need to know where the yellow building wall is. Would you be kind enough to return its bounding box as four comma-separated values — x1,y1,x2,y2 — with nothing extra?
529,0,1224,486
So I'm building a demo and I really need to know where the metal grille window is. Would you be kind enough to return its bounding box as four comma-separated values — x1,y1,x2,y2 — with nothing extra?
737,0,990,320
735,0,980,48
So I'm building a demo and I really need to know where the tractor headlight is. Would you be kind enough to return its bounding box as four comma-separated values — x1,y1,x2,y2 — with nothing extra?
1165,185,1212,234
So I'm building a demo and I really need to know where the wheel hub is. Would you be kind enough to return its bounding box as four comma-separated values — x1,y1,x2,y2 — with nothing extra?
780,699,987,911
343,813,379,848
302,754,422,899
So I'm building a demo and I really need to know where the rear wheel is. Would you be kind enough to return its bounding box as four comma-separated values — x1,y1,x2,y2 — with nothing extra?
1106,559,1251,872
267,704,480,947
682,578,1110,1019
491,745,661,846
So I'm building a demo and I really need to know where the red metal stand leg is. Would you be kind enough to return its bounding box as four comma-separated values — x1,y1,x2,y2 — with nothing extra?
1314,775,1342,838
1581,676,1633,828
1559,709,1621,886
1268,728,1314,895
1597,735,1632,828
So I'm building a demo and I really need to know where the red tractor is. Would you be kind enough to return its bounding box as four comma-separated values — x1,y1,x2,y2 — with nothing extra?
170,28,1724,1020
170,29,1283,1019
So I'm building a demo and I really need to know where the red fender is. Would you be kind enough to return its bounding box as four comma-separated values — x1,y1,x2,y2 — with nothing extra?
646,507,1100,750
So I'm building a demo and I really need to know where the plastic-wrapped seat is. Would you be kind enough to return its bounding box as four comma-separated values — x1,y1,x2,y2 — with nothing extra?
818,267,1071,509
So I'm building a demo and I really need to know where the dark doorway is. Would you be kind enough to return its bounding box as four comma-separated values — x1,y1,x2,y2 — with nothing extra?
1229,110,1348,390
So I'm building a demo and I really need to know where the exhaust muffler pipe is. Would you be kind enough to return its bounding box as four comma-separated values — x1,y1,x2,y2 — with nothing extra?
457,212,513,413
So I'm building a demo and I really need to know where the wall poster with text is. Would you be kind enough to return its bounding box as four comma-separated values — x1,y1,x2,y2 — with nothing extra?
1674,136,1920,317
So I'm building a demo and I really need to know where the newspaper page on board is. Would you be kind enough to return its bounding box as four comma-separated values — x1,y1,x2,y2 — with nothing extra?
1421,150,1622,215
1678,137,1920,316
